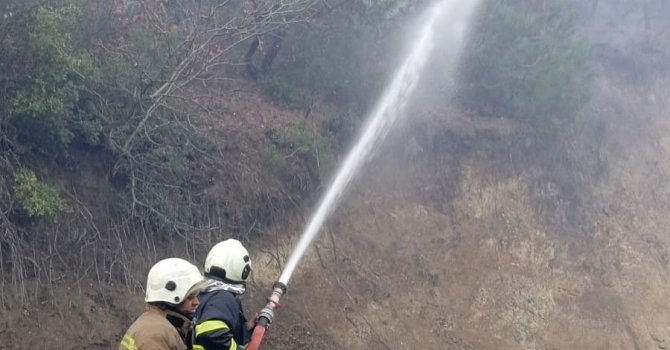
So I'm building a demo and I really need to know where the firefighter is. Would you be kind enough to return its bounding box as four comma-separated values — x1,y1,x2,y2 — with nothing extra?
119,258,207,350
193,239,256,350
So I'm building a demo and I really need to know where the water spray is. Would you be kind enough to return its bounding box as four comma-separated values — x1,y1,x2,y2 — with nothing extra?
279,0,445,287
247,0,481,348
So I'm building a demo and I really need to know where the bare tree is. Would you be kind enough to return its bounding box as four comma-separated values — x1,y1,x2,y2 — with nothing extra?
84,0,323,230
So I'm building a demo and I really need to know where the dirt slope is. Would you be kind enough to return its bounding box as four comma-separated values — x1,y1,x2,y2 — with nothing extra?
246,72,670,349
2,31,670,350
1,71,668,350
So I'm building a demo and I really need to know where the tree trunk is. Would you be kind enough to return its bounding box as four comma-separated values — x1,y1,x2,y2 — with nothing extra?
261,31,285,76
245,36,260,81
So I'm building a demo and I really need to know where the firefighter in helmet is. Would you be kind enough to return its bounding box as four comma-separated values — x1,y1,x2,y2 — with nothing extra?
119,258,206,350
193,239,255,350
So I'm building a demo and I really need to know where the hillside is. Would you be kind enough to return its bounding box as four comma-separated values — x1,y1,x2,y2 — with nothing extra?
3,68,669,350
254,71,670,349
1,1,670,349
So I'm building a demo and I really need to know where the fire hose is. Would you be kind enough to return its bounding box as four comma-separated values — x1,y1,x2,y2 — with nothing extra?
246,282,287,350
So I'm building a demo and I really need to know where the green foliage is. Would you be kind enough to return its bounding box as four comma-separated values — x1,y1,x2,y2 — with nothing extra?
262,2,412,112
10,4,103,153
323,110,360,151
266,122,338,176
276,122,317,155
457,0,593,132
262,77,313,109
14,169,67,220
261,144,286,172
278,122,336,158
123,21,186,82
136,116,215,187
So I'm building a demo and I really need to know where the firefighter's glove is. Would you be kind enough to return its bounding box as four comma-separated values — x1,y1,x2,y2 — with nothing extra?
246,313,259,331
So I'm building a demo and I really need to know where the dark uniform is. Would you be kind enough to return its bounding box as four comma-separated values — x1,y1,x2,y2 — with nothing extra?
193,287,251,350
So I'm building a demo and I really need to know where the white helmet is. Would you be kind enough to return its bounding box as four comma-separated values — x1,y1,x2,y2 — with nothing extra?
204,239,251,283
145,258,205,305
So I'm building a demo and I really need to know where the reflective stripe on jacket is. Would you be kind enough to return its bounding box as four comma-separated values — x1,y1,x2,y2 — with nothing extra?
119,304,192,350
193,289,250,350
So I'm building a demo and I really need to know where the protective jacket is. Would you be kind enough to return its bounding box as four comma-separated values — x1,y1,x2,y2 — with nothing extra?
193,280,251,350
119,304,193,350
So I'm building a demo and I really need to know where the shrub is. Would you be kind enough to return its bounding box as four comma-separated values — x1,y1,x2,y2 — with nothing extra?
10,5,103,154
261,144,286,172
277,122,337,159
14,169,67,220
261,2,414,112
457,0,593,133
265,122,338,179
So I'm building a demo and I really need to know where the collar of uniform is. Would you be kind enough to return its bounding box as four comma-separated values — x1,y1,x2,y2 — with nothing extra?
204,278,246,295
145,304,192,336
